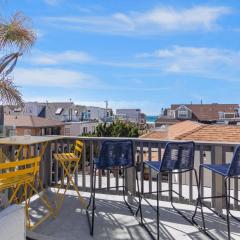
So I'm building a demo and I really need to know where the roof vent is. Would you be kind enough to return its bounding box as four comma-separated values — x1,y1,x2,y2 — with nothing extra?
55,108,63,115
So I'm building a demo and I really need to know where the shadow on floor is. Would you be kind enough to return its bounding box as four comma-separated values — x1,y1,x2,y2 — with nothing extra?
28,192,240,240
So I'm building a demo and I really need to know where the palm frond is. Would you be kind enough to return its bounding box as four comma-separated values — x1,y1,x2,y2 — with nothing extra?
0,12,36,52
0,76,24,107
0,52,21,75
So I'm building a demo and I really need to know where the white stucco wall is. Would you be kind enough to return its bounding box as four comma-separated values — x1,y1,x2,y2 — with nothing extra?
64,122,98,136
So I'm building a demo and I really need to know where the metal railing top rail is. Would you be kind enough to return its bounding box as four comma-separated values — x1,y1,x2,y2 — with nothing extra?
46,135,240,147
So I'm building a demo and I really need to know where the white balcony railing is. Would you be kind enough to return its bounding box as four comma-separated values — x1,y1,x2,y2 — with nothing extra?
14,136,238,213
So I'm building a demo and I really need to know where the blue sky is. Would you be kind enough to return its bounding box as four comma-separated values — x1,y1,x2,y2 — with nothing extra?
2,0,240,114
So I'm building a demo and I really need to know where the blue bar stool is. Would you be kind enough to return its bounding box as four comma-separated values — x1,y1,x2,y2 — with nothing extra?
136,141,196,240
86,140,137,235
192,145,240,240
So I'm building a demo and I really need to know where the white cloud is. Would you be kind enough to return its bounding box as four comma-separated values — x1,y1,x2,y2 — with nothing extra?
27,50,92,65
43,6,231,35
14,68,99,88
13,67,168,91
138,46,240,79
44,0,62,6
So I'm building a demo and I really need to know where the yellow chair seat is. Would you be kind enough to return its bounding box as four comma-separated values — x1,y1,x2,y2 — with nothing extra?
53,153,79,162
0,173,34,190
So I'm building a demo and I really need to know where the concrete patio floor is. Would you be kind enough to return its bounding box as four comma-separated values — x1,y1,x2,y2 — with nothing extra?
26,190,240,240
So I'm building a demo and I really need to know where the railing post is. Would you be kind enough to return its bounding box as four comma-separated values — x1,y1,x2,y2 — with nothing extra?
90,141,94,192
213,145,225,212
42,142,51,187
53,141,59,185
126,140,136,204
82,141,86,190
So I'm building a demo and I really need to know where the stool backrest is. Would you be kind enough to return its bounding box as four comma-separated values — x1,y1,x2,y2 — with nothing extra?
0,142,48,186
74,140,84,159
160,141,195,171
228,145,240,177
96,140,134,169
0,156,41,182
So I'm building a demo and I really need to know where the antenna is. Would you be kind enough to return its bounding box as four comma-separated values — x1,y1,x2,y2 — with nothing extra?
104,100,108,109
104,100,108,122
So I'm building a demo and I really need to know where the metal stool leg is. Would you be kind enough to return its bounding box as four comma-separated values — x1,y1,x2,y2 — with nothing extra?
156,173,160,240
91,168,97,235
87,167,97,236
225,177,231,240
192,166,206,231
136,167,143,224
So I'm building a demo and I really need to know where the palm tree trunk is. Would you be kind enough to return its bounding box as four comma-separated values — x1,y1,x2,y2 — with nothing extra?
0,105,4,136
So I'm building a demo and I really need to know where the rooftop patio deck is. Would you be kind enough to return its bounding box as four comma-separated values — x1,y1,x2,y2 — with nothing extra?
26,189,240,240
1,136,240,240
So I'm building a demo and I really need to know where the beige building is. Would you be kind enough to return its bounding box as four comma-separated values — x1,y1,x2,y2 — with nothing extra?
4,115,65,136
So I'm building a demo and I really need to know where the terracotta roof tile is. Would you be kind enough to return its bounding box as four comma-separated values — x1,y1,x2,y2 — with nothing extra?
4,115,65,128
142,120,240,143
141,120,202,140
181,124,240,142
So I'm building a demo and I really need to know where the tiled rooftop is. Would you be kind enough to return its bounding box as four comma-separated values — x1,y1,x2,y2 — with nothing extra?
181,124,240,142
141,120,240,143
141,120,203,140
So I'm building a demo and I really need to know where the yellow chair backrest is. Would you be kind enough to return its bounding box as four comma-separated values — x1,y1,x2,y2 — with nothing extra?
0,156,41,181
74,140,84,158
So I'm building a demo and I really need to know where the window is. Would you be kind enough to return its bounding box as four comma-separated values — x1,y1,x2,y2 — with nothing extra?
24,129,31,135
55,108,63,115
65,128,70,135
83,127,88,134
168,110,175,118
224,113,236,119
177,106,189,119
13,107,22,112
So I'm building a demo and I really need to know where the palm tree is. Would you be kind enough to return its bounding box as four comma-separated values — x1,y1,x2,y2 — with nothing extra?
0,12,36,133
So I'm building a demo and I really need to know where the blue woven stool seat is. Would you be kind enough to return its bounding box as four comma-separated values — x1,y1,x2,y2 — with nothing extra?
95,140,134,170
201,163,230,176
145,161,162,172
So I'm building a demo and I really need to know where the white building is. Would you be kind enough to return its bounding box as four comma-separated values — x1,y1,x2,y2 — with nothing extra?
116,109,144,123
64,121,98,136
83,106,112,121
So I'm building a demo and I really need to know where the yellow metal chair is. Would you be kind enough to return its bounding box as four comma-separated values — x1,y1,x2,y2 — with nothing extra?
53,140,86,214
0,142,54,229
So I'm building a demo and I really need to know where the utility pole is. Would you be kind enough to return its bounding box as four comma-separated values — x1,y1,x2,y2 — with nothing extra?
104,100,108,122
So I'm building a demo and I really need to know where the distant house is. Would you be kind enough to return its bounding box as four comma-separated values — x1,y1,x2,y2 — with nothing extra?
115,109,146,124
4,102,87,122
4,115,65,136
4,102,114,123
44,102,79,122
156,103,239,127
